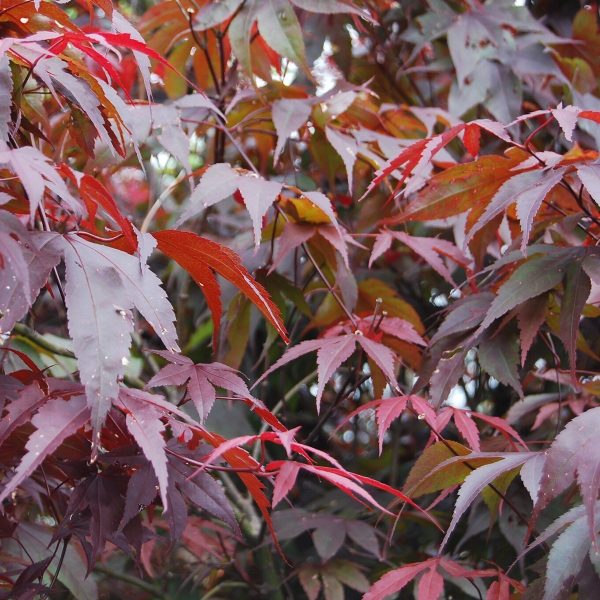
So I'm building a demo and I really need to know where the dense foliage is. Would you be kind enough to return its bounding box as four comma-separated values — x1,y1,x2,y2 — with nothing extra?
2,0,600,598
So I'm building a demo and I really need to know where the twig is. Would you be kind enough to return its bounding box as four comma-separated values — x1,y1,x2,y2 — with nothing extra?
94,564,167,598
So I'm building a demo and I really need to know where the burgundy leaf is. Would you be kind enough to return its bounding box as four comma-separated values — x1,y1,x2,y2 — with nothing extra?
478,327,523,398
516,293,548,365
86,475,124,560
312,521,346,561
118,388,169,509
559,260,591,373
120,462,159,529
479,251,572,331
0,395,89,503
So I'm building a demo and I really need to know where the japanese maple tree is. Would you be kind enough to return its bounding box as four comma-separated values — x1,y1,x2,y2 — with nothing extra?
2,0,600,599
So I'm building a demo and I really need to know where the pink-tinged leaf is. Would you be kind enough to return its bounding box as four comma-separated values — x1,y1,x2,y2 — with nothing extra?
577,163,600,208
253,339,323,385
362,560,430,600
439,453,534,551
409,395,438,428
522,503,588,558
0,395,89,503
314,334,356,412
148,354,251,422
537,407,600,547
326,126,357,194
451,409,480,452
53,232,179,440
118,388,169,509
516,293,548,365
551,104,581,141
301,465,389,514
272,461,301,508
368,230,393,267
270,222,315,273
253,335,360,411
471,413,528,450
238,175,283,247
416,565,444,600
178,163,240,225
544,515,590,600
272,98,312,165
520,451,546,505
273,427,301,458
559,261,591,373
447,12,494,86
326,225,353,269
474,118,513,144
0,146,81,222
486,580,510,600
376,396,408,455
467,167,566,252
378,317,426,346
356,335,399,390
392,231,468,287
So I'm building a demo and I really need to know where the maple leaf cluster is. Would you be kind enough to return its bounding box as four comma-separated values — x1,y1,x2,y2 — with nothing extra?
2,0,600,599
